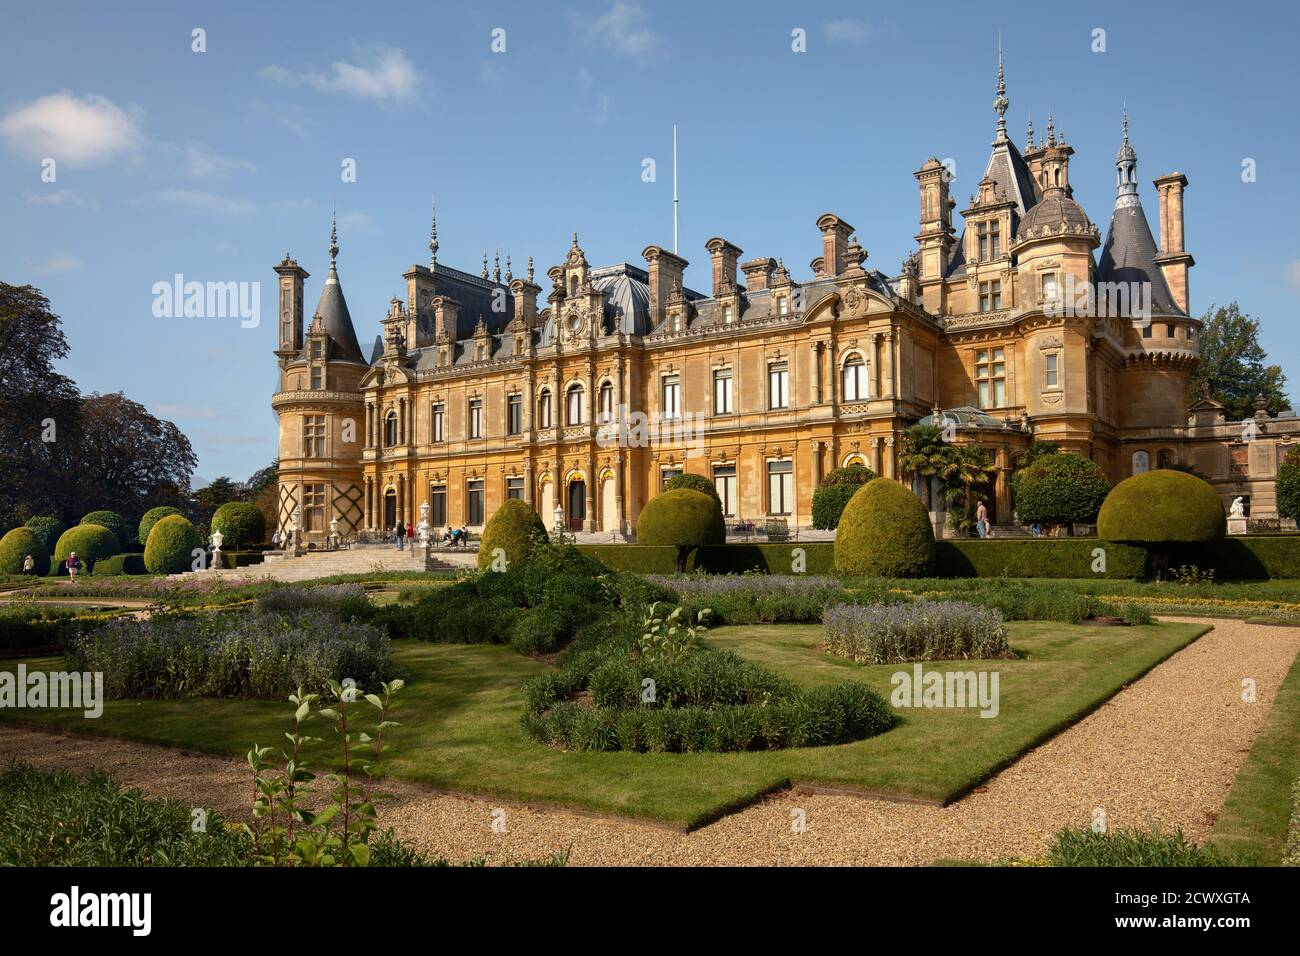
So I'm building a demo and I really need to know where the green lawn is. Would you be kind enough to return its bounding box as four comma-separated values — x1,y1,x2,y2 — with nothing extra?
0,619,1208,828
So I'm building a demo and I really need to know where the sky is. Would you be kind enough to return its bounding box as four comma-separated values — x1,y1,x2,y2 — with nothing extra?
3,0,1298,484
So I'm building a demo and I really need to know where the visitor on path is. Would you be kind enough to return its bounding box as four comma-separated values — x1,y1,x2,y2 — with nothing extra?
65,551,81,582
395,522,405,549
21,554,34,575
976,501,989,538
406,521,415,553
271,528,281,548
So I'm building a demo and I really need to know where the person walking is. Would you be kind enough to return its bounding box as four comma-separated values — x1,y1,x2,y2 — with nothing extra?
395,522,405,550
405,520,415,554
22,554,34,575
65,551,81,582
271,528,281,549
975,501,989,539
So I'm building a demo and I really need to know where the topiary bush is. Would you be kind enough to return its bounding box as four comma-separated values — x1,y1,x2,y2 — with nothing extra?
22,516,64,555
635,488,725,572
812,483,860,530
663,472,722,507
477,499,547,571
80,510,134,548
834,478,934,577
143,514,204,575
92,553,148,576
210,501,266,549
1098,469,1226,578
1013,453,1110,529
53,524,121,574
0,528,51,576
137,506,182,546
1276,447,1300,523
821,463,878,487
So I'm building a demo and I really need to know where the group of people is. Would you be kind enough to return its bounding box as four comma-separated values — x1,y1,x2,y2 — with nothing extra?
19,551,82,580
389,523,470,549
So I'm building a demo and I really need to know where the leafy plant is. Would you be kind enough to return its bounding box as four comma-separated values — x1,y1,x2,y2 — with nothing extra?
1047,823,1228,867
636,601,710,664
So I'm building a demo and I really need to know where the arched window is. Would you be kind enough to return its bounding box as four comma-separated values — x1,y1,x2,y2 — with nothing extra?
1156,448,1175,469
566,384,585,425
384,411,398,447
1132,450,1150,475
537,389,552,429
841,354,867,401
569,276,578,297
598,382,614,423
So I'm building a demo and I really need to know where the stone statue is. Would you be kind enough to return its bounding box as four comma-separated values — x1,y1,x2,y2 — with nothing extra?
1229,497,1245,518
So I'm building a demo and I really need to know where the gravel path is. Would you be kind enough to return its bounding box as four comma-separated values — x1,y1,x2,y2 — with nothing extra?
1,617,1296,865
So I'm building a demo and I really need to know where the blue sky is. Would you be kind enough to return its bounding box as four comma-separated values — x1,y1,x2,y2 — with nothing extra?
3,0,1298,483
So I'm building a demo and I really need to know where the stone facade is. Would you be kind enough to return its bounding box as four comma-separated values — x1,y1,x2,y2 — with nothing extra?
271,62,1293,546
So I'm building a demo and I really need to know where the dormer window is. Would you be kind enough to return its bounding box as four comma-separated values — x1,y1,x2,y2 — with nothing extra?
722,304,734,325
776,294,789,316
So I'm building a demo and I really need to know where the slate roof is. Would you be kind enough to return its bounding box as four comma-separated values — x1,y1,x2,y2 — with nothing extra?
1098,200,1184,317
312,264,365,363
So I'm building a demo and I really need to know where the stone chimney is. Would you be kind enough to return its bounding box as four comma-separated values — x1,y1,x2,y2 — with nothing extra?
642,245,688,326
740,257,776,292
705,237,742,296
1153,172,1194,313
816,213,855,277
510,256,541,325
431,294,461,342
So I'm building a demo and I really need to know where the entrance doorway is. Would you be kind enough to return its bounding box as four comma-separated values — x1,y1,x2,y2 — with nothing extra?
567,480,586,531
383,490,397,530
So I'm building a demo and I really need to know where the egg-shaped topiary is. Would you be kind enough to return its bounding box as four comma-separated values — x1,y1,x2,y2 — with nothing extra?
636,488,725,572
0,527,51,576
210,501,266,549
144,514,205,574
834,478,934,577
54,524,121,574
138,506,182,546
22,516,64,554
812,466,877,530
478,499,548,570
79,510,134,548
1013,453,1111,528
1097,469,1226,544
663,472,722,508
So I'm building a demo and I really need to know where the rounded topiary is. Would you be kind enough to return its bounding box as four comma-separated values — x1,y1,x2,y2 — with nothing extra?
54,524,121,574
664,472,722,507
636,488,725,572
1014,453,1110,528
80,510,134,548
0,527,51,576
812,483,862,530
1277,447,1300,522
22,515,64,554
821,463,878,487
478,500,548,570
834,478,934,577
138,506,182,546
144,514,204,574
1097,469,1226,544
210,501,266,549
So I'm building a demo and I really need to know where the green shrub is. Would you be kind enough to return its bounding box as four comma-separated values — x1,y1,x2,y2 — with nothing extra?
834,478,934,577
932,539,1147,579
577,544,680,573
1013,453,1110,527
1277,448,1300,521
477,499,547,571
1098,469,1226,543
93,553,148,576
664,472,722,507
636,488,725,572
53,524,120,574
210,501,266,549
812,483,861,530
143,514,203,574
822,600,1012,663
1047,824,1228,867
80,509,134,548
138,506,182,545
821,463,878,487
0,527,50,576
22,515,64,554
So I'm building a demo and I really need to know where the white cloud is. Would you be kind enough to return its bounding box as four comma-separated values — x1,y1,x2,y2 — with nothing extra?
823,19,872,45
29,253,83,276
579,2,661,60
1286,261,1300,293
24,188,99,209
261,45,422,104
0,92,142,164
145,188,256,217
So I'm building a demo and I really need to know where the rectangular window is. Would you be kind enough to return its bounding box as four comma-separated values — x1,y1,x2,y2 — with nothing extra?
1166,323,1175,338
303,483,325,532
977,222,988,262
661,468,682,490
506,477,524,500
767,460,793,516
768,362,789,410
1045,353,1059,388
713,465,737,518
303,415,326,458
722,304,734,325
975,348,1007,409
979,280,1003,312
842,358,866,401
431,404,445,443
990,220,1001,259
468,399,483,439
310,340,322,360
430,485,447,527
713,368,733,414
776,294,789,316
1142,322,1153,339
507,394,522,435
1041,273,1058,304
538,392,552,428
662,375,681,420
310,366,323,389
467,479,484,525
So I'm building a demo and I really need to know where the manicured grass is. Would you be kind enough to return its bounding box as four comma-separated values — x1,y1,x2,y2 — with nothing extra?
1209,644,1300,864
0,619,1208,828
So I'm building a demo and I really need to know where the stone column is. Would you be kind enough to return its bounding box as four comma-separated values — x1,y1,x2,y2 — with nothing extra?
524,459,534,506
615,452,627,537
584,454,596,532
884,435,896,479
884,331,896,399
868,334,879,399
812,440,824,485
814,343,823,404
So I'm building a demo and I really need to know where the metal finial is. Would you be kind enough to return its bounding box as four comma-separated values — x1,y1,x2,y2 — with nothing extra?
428,197,439,269
1122,102,1129,144
1046,112,1055,146
572,231,579,247
1026,114,1034,150
993,37,1008,142
493,249,501,283
505,255,512,282
527,256,535,282
481,252,488,279
328,208,339,266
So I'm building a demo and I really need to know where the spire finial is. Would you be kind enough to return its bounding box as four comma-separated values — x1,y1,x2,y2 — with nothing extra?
428,197,439,270
1122,101,1129,145
1114,102,1139,204
572,230,579,247
1026,113,1034,150
328,207,339,267
481,252,489,279
493,249,501,283
993,36,1009,143
527,256,535,282
1046,112,1056,146
505,254,513,282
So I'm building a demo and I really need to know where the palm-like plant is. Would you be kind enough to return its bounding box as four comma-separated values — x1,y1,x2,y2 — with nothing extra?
943,445,999,532
900,425,950,509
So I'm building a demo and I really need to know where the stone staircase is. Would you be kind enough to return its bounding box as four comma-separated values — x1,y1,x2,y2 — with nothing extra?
215,543,473,582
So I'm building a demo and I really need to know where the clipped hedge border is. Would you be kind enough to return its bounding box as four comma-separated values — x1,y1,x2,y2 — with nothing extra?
933,539,1148,580
577,543,835,575
93,553,148,576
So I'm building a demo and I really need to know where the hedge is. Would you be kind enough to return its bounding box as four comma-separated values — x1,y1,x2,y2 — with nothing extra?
80,510,134,548
137,506,182,546
93,553,148,576
933,539,1147,579
0,528,51,576
1098,469,1226,544
144,514,203,574
835,478,934,577
478,499,546,571
578,543,837,575
53,524,121,574
210,502,266,550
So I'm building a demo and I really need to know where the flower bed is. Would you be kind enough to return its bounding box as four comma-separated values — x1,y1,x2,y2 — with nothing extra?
822,599,1012,664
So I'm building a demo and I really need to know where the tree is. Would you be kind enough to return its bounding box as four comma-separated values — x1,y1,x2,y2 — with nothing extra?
1277,447,1300,522
812,464,877,529
942,445,998,533
194,476,240,511
1014,453,1111,531
1190,302,1289,421
899,424,950,510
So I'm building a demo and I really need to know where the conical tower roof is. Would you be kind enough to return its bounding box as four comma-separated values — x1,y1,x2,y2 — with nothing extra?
311,212,365,362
